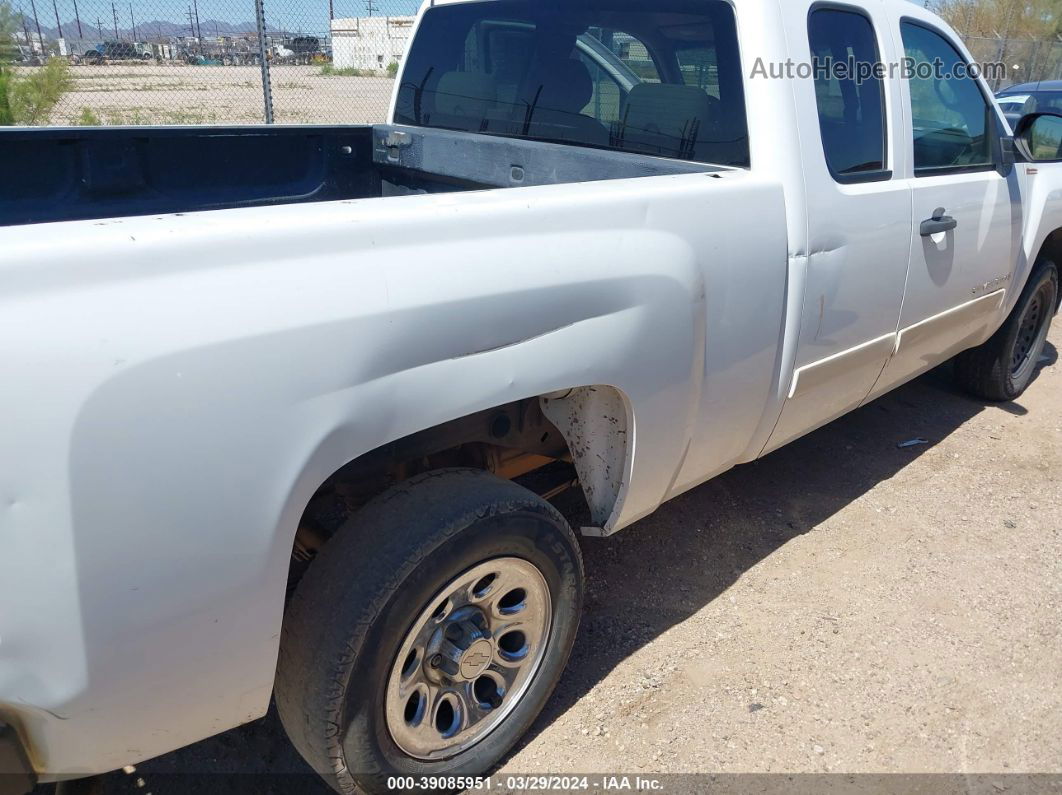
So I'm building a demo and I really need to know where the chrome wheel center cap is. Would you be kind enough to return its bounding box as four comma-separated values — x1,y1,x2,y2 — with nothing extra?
459,638,493,680
385,557,552,760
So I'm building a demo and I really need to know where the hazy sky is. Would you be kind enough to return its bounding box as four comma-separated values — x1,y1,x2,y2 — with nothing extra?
17,0,936,38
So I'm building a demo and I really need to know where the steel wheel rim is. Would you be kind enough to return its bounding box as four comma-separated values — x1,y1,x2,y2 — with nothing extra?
1012,283,1053,379
384,557,552,760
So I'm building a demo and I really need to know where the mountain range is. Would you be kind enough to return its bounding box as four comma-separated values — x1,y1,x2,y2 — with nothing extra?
17,17,331,42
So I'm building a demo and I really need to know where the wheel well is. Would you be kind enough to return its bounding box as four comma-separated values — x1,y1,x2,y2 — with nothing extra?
289,386,632,579
290,395,576,573
1035,228,1062,311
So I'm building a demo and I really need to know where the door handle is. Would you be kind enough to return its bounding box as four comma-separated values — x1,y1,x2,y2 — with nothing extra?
920,212,958,237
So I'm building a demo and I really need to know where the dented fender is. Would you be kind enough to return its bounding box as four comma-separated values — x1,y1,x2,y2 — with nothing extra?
0,170,791,775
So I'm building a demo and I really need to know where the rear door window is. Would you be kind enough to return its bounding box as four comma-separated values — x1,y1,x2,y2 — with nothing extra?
807,7,888,181
576,29,659,126
678,46,719,96
590,28,661,84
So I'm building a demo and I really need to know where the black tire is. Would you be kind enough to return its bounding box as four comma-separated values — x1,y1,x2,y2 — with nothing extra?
954,261,1058,402
275,469,584,795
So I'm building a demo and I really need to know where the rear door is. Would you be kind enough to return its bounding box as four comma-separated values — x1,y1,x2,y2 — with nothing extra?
867,15,1021,399
764,2,911,452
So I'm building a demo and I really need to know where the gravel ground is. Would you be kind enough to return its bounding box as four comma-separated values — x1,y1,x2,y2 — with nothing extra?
65,326,1062,793
24,63,395,125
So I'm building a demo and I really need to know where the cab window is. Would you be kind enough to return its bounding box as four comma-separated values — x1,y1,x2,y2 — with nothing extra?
900,21,994,173
808,7,888,181
394,0,750,167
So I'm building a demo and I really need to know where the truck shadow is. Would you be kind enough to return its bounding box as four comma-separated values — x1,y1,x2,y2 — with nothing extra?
518,347,1053,752
85,347,1053,794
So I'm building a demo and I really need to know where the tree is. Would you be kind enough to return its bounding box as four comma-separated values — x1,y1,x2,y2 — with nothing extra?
0,0,72,125
932,0,1062,86
0,1,16,50
9,56,71,123
933,0,1061,39
0,0,17,124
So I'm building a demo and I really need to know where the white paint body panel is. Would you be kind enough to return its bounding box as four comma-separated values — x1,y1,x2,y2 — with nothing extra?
762,0,913,453
0,172,787,776
4,0,1062,781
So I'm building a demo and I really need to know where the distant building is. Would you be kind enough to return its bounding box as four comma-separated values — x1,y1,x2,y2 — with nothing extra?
14,31,46,57
331,16,414,72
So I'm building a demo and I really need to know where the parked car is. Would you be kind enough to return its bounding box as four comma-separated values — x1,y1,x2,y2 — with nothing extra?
997,80,1062,128
3,0,1062,793
82,40,153,64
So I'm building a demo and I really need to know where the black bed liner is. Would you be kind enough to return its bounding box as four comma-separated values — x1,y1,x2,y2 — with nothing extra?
0,124,717,227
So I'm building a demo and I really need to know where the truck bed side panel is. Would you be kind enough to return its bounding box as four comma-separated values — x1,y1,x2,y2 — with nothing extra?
0,170,784,774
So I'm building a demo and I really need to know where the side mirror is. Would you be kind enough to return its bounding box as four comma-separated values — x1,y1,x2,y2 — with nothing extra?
1013,111,1062,162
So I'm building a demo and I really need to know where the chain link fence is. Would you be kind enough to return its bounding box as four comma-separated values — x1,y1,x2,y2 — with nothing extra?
5,0,417,125
4,2,1062,127
963,35,1062,91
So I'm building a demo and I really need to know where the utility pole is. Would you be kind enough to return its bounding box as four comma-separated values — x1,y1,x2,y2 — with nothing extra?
50,0,62,40
187,6,196,53
18,5,32,53
72,0,83,39
254,0,273,123
111,2,119,40
96,16,104,38
329,0,334,20
366,0,377,17
192,0,202,41
129,4,136,41
28,0,43,55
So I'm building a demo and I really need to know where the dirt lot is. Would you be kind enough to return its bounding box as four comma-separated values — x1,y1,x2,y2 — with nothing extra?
79,326,1062,793
33,63,395,125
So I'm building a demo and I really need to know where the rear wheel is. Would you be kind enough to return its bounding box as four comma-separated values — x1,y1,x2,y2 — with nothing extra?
275,469,584,794
954,262,1057,401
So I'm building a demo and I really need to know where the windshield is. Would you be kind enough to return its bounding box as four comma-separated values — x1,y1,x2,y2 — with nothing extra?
394,0,749,167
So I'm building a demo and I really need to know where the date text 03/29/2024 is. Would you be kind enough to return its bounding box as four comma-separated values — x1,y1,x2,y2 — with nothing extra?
386,776,666,791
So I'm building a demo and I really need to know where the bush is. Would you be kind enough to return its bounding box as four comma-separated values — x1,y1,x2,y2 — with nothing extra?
0,56,73,126
319,63,375,77
0,0,15,63
0,66,13,124
0,0,15,123
77,107,101,125
386,60,399,78
8,57,72,124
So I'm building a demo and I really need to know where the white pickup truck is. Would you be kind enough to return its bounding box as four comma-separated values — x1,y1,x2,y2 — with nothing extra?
3,0,1062,792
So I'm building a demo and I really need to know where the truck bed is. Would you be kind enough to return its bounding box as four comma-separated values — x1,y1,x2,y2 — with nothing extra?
0,124,716,227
